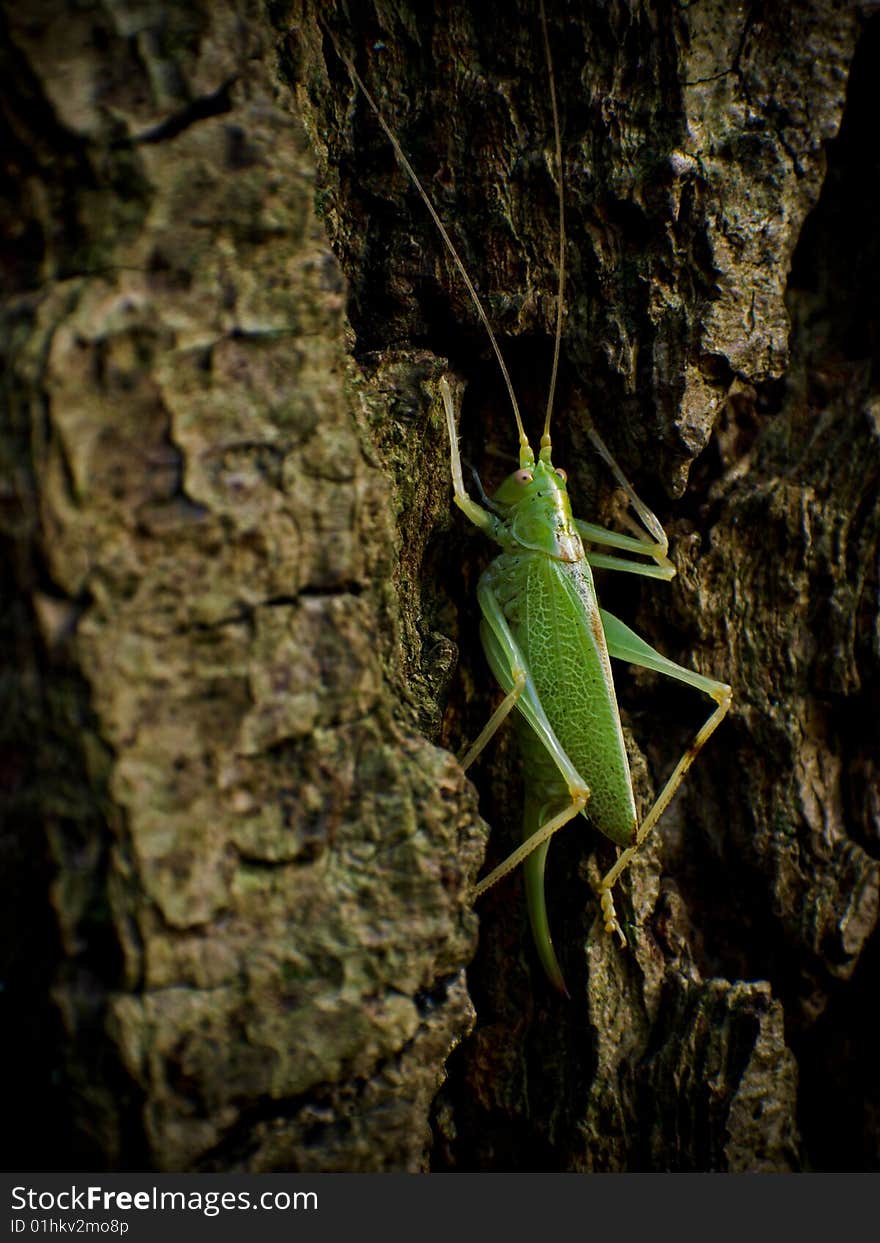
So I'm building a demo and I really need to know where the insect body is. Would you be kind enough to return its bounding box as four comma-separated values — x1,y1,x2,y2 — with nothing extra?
454,450,636,991
439,373,730,991
337,8,732,992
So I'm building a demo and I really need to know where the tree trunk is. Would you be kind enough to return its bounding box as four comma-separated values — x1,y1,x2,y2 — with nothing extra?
2,0,878,1173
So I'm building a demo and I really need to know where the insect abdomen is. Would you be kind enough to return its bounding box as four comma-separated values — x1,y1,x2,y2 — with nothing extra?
490,552,637,847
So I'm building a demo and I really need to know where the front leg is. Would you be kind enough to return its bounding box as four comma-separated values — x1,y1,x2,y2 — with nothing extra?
575,518,675,581
439,376,505,540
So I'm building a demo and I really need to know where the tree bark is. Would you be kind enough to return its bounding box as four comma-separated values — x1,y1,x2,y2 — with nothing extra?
1,0,878,1173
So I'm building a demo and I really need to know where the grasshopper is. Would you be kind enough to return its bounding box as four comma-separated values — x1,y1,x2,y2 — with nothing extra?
336,6,731,992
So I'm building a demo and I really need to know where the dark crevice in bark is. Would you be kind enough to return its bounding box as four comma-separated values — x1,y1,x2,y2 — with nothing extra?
782,8,880,1172
125,80,237,146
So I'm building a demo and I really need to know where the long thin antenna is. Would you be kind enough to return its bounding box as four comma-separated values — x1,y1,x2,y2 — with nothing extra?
332,36,534,466
540,0,565,458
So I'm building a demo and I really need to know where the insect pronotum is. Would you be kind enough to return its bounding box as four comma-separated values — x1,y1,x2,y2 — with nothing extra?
335,5,732,993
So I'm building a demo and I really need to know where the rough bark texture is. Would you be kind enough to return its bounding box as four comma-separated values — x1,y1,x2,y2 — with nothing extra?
1,0,878,1173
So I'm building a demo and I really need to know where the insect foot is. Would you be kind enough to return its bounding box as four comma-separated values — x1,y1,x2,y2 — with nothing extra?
599,886,627,948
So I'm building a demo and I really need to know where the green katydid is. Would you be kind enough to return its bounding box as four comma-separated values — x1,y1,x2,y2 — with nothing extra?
336,5,731,993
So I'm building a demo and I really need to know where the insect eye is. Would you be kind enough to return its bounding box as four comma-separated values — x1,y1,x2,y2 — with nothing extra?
514,469,534,484
555,468,568,482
